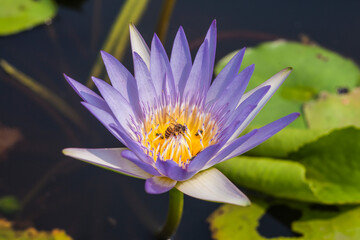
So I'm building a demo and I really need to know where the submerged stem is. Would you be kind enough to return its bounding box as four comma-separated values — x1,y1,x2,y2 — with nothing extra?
158,188,184,240
0,59,84,130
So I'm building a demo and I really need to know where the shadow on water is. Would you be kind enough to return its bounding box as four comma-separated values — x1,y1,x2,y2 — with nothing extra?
0,0,360,239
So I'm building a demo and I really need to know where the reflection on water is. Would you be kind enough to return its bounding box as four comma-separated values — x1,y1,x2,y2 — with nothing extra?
0,0,359,239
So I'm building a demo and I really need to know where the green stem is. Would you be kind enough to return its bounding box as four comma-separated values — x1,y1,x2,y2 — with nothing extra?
158,188,184,240
155,0,176,44
86,0,149,88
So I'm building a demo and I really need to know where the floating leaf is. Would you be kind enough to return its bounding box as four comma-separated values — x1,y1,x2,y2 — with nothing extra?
208,199,360,240
0,124,22,159
215,41,360,128
245,127,330,158
304,88,360,129
0,196,21,215
218,156,317,203
0,218,72,240
218,127,360,204
0,0,57,36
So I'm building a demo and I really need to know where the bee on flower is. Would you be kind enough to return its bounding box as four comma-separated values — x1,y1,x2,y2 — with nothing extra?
63,20,299,206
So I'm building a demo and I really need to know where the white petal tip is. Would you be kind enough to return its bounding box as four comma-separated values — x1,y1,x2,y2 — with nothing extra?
282,67,293,74
272,67,293,83
176,168,251,206
62,148,153,179
129,23,135,32
62,148,72,156
129,24,150,69
237,197,251,207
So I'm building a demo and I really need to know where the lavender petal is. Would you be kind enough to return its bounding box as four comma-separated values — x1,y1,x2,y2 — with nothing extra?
183,41,209,101
176,168,250,206
187,143,221,172
155,159,195,181
133,52,158,105
92,77,137,132
150,34,176,97
229,67,293,141
210,64,254,113
170,26,192,97
221,112,300,162
100,51,142,117
81,102,123,142
64,74,110,112
225,85,270,126
145,176,177,194
204,19,217,90
206,48,246,103
121,150,162,176
203,129,258,169
110,124,157,167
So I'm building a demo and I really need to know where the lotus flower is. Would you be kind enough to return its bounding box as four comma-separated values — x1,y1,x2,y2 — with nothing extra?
63,20,299,206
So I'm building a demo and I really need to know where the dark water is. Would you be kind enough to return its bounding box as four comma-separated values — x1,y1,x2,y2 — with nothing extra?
0,0,359,239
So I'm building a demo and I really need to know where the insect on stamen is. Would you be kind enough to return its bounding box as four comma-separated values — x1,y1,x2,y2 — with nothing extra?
195,130,203,137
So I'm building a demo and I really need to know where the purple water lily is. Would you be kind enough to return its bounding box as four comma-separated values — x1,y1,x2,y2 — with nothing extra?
63,20,299,206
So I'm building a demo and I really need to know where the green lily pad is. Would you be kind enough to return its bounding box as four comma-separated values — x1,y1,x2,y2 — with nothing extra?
215,41,360,128
0,195,21,215
304,88,360,129
218,156,317,203
0,0,57,36
0,218,72,240
245,127,330,158
208,200,360,240
218,127,360,204
247,88,360,157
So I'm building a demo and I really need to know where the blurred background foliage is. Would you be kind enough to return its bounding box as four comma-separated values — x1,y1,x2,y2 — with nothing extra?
0,0,360,239
213,41,360,238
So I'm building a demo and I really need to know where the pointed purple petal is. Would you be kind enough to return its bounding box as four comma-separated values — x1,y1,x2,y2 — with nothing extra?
229,67,293,141
206,48,246,103
155,160,194,181
187,143,221,172
170,26,192,97
110,124,156,167
64,74,110,112
100,51,141,117
81,102,123,142
121,150,161,176
92,77,137,131
225,85,270,126
203,129,258,169
176,168,250,206
150,34,176,97
183,41,209,100
62,148,152,179
133,52,157,104
222,112,300,161
220,104,257,144
204,19,217,89
145,176,177,194
210,64,254,113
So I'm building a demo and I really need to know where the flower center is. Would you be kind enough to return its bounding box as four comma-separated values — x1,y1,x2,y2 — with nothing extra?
136,101,220,167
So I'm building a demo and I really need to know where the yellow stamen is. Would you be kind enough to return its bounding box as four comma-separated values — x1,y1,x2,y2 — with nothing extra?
139,103,219,166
